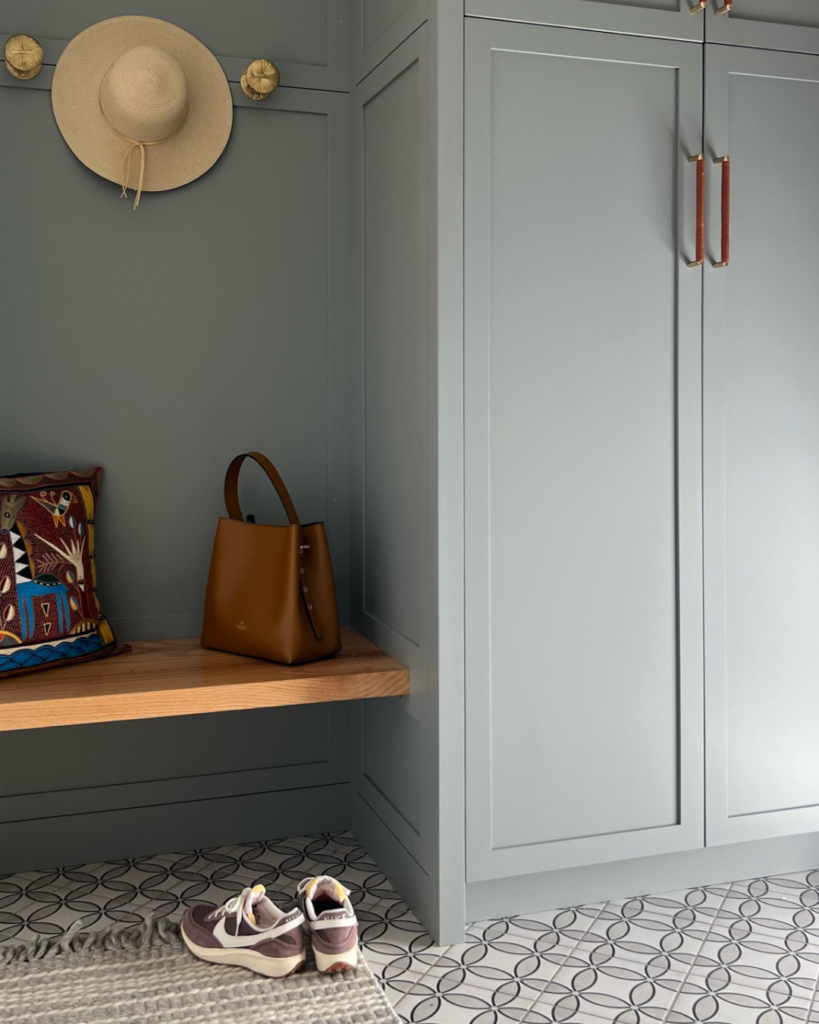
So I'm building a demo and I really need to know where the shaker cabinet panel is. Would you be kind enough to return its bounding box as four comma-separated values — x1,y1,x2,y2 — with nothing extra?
705,0,819,56
704,45,819,846
465,19,704,882
466,0,704,42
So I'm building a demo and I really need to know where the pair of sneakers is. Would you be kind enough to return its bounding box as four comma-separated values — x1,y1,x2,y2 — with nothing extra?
180,875,358,978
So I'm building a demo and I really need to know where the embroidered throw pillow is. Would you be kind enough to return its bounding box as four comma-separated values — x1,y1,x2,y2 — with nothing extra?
0,467,120,676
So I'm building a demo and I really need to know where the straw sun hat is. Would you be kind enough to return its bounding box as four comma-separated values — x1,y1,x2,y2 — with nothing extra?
52,16,233,209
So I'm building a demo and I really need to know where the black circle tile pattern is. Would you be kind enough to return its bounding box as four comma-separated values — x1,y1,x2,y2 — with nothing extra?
4,846,819,1023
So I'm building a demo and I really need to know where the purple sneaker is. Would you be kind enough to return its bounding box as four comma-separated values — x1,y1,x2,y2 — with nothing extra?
181,884,306,977
297,875,359,973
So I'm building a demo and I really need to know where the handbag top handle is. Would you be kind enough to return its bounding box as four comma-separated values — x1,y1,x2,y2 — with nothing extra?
224,452,301,526
221,452,326,644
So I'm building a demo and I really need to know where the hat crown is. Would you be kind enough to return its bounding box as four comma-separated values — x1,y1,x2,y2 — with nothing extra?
99,45,187,143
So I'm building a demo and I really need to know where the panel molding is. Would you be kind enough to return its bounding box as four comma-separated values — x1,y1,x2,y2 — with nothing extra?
350,0,429,85
358,697,423,861
0,703,350,823
358,48,428,651
358,774,423,855
703,44,819,848
349,27,437,931
464,18,705,882
351,4,467,944
0,1,350,92
705,2,819,56
0,762,340,825
465,0,704,42
352,697,424,865
352,787,432,929
0,782,350,876
351,29,430,693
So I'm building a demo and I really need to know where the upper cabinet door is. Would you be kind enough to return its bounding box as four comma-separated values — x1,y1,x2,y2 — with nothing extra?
465,19,704,882
705,0,819,55
466,0,705,42
704,45,819,847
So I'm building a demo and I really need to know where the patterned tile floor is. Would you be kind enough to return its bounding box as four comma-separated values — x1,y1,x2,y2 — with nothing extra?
2,831,819,1023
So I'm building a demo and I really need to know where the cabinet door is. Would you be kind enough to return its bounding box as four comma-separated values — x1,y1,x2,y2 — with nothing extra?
704,45,819,846
705,1,819,56
465,19,704,881
466,0,705,42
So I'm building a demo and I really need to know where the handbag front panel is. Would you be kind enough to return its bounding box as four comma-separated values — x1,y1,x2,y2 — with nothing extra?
201,518,304,662
201,518,341,664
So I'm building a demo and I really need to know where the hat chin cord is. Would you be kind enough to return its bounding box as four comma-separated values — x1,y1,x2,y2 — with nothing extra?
99,103,187,210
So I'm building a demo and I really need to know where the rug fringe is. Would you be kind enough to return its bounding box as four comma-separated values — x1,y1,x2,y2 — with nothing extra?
0,915,181,965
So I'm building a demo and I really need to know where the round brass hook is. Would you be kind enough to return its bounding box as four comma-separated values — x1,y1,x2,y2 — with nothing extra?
241,58,280,100
5,34,43,80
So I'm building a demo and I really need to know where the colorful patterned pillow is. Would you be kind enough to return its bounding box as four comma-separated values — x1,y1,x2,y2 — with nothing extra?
0,467,121,676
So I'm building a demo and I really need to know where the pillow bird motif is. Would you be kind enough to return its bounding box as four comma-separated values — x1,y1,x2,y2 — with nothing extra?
0,467,119,676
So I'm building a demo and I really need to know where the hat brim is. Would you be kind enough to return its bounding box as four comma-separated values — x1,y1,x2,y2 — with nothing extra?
52,16,233,193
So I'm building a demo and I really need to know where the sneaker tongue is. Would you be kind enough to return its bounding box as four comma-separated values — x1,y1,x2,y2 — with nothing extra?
247,884,266,925
314,882,340,903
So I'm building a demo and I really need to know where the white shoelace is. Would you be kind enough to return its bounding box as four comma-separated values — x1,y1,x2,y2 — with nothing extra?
206,886,263,937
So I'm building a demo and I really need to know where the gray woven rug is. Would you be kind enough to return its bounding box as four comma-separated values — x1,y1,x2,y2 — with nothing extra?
0,919,400,1024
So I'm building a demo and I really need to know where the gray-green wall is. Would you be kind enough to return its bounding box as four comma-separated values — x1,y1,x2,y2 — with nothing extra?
0,0,353,872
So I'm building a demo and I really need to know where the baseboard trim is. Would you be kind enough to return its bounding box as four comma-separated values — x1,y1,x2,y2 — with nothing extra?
0,782,350,875
466,832,819,923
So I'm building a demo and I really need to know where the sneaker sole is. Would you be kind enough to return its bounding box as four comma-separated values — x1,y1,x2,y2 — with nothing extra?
314,945,359,974
181,928,306,978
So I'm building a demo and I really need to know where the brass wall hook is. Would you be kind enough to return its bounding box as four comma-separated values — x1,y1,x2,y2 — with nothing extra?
5,34,43,80
241,59,280,100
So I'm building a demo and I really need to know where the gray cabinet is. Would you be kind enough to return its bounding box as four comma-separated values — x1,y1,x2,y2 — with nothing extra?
466,0,704,40
355,0,819,931
703,44,819,847
464,18,705,881
705,0,819,55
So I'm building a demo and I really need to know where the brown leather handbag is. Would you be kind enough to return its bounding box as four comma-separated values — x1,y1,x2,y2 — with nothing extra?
201,453,341,664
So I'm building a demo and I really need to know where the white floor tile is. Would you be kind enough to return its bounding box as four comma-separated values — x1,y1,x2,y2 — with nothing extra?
534,955,685,1022
668,973,819,1024
2,831,819,1024
381,966,440,1006
396,979,543,1023
422,942,568,998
